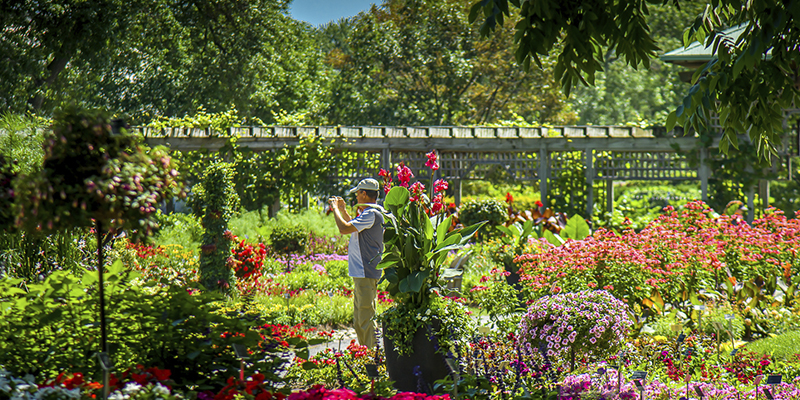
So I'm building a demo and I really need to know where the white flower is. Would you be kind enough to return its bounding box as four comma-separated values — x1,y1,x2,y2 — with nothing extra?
122,383,142,395
108,392,129,400
153,383,170,397
15,384,33,392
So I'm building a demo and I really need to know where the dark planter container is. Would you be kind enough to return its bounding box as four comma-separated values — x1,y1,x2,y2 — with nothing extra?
383,322,449,394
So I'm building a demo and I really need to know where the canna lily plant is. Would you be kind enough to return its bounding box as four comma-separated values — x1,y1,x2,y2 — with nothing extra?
376,150,485,311
375,151,485,356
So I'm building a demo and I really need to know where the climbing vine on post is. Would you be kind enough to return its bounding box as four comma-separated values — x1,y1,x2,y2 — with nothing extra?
191,161,240,292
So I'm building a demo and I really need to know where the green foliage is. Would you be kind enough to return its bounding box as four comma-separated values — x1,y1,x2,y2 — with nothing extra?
567,3,708,126
595,182,700,232
325,0,574,125
270,225,308,256
746,330,800,361
0,114,45,232
15,107,184,239
561,214,591,241
380,186,484,310
152,211,203,250
0,264,272,388
471,0,794,159
0,229,93,281
702,306,746,342
284,343,394,397
460,181,542,211
1,1,331,123
380,297,473,356
458,198,507,242
196,162,239,292
173,117,338,214
471,271,523,335
547,151,590,219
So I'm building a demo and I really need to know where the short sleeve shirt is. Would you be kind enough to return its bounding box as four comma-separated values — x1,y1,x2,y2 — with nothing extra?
347,207,384,279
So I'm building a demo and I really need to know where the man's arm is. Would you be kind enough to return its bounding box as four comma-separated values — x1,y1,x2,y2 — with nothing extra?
330,196,357,234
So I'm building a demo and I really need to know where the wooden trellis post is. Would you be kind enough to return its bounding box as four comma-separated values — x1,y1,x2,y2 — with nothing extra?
585,149,595,218
699,148,710,202
538,148,549,207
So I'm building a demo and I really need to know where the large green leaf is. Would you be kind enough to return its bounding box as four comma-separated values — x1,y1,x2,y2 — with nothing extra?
430,233,462,257
401,270,430,293
403,236,419,267
436,215,453,243
458,221,488,245
384,187,410,217
376,252,401,270
562,214,591,240
543,230,565,246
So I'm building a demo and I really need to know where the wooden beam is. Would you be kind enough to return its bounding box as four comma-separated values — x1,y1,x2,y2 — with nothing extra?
144,136,704,153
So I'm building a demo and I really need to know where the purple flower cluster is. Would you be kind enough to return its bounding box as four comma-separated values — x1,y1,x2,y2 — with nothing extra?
518,290,631,362
275,253,347,266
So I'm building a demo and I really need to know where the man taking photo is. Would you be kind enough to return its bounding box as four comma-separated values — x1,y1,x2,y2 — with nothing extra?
328,178,384,348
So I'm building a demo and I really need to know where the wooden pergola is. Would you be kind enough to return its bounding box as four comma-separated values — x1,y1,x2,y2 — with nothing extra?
140,125,742,217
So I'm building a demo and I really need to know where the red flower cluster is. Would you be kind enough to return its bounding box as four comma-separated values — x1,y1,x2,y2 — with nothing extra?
40,372,102,391
127,242,168,259
377,290,394,304
111,365,172,388
255,323,334,347
231,236,268,280
721,349,774,384
41,365,172,393
213,374,285,400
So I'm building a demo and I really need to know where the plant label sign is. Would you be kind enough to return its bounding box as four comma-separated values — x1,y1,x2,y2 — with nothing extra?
694,386,704,398
766,375,782,385
631,371,647,381
693,304,706,311
232,343,250,360
478,326,490,335
670,324,683,332
730,348,738,356
677,333,686,344
764,389,775,400
96,352,114,371
365,364,380,379
725,314,735,320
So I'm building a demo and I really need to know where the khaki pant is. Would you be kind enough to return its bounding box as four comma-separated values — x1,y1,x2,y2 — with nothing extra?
352,277,378,348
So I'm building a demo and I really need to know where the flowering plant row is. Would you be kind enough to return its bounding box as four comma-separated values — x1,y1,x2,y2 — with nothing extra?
516,202,800,334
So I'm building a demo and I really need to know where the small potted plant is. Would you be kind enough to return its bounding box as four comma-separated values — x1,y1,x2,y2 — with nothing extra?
375,150,485,393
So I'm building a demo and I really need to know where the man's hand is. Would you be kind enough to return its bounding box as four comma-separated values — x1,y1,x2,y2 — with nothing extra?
329,196,356,234
328,196,345,211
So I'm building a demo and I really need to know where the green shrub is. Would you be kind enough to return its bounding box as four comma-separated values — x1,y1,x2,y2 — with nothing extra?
0,263,274,387
153,211,203,250
746,330,800,360
270,225,307,255
459,198,507,241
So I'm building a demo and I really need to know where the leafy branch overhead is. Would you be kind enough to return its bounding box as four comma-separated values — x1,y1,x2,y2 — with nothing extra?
470,0,800,159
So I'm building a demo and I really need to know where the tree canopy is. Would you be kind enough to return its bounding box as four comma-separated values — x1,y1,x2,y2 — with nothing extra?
323,0,575,126
0,0,330,123
470,0,800,158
